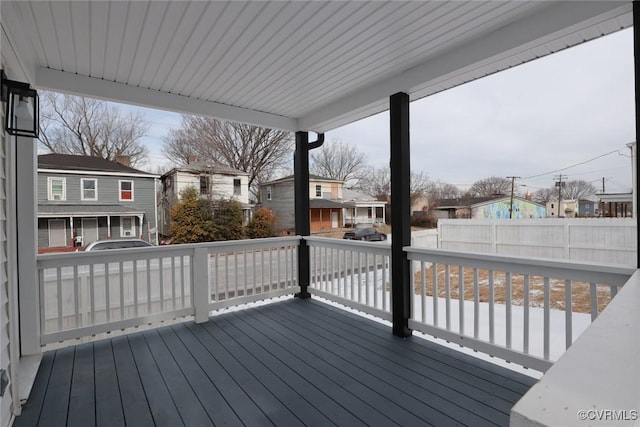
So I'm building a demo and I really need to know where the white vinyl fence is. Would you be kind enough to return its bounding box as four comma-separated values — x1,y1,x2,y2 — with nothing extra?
438,218,637,266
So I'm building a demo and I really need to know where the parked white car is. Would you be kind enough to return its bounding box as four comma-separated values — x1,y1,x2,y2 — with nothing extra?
83,238,153,251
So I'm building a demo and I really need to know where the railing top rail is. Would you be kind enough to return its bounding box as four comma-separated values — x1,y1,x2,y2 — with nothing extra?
405,246,636,286
198,236,301,253
304,236,391,256
37,245,195,268
37,236,302,268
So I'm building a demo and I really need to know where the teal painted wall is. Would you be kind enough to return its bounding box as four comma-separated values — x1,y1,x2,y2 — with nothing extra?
472,199,546,219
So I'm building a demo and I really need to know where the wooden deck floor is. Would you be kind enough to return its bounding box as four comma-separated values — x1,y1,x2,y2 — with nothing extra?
15,298,536,426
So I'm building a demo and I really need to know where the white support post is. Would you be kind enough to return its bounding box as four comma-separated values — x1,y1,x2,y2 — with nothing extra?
564,221,571,259
491,222,498,254
16,132,40,355
138,214,144,239
193,247,210,323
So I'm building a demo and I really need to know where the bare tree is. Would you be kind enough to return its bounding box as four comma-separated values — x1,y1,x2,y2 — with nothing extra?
39,92,149,167
359,167,390,201
164,115,292,199
309,138,368,187
429,181,461,201
532,187,556,204
467,176,512,197
562,180,597,200
360,167,433,204
530,180,596,204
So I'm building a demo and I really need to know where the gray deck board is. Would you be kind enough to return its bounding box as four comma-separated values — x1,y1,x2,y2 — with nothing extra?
14,298,537,427
111,335,156,427
93,340,125,427
38,346,74,426
67,343,95,427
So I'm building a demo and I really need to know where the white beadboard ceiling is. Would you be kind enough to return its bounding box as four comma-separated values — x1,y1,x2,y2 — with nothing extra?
1,1,633,132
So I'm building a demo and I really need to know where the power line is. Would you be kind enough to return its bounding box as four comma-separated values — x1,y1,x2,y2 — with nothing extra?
521,147,628,180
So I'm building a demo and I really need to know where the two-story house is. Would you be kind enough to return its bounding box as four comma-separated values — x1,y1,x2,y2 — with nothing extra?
259,175,385,232
159,162,251,237
37,154,159,252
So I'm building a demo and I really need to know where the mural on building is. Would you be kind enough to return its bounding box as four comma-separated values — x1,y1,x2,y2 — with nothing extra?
472,199,546,219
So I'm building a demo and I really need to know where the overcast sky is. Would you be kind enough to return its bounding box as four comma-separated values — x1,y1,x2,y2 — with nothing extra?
140,27,635,194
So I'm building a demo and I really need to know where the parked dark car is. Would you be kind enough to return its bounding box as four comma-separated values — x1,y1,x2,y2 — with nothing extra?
343,227,387,241
83,238,153,251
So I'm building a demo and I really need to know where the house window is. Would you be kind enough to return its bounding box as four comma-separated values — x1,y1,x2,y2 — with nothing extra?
200,175,209,195
266,186,272,201
120,216,135,237
119,180,134,201
48,177,66,201
315,185,322,197
234,179,241,195
81,178,97,201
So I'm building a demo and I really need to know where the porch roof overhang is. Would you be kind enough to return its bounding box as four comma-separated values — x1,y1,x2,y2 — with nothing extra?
1,1,632,133
38,204,145,218
309,199,349,210
598,192,634,203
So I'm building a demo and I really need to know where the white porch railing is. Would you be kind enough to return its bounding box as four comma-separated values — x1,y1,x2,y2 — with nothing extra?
304,237,634,372
36,237,300,345
405,247,635,372
306,236,392,321
511,270,640,426
36,235,634,373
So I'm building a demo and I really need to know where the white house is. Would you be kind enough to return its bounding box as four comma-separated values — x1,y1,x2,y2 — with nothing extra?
159,162,251,236
342,188,386,226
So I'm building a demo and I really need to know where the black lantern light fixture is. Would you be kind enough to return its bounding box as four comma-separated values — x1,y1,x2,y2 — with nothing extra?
1,70,39,138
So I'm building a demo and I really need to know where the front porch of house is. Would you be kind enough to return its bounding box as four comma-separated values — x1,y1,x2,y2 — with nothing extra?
2,2,640,427
15,298,537,427
13,235,634,426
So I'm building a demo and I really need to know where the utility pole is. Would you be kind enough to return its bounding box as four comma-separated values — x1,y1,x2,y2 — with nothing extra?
602,177,606,193
554,175,567,217
507,176,520,219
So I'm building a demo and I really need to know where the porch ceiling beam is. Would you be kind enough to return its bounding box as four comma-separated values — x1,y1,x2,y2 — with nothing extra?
299,1,631,132
35,67,298,132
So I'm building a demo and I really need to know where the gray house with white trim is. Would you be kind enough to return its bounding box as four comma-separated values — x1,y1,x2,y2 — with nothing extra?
37,154,159,251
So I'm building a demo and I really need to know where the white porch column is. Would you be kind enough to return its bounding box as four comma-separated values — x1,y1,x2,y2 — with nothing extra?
16,132,39,355
138,214,144,239
107,215,111,238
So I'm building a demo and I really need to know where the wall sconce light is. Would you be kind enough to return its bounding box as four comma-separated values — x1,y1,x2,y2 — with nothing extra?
1,70,39,138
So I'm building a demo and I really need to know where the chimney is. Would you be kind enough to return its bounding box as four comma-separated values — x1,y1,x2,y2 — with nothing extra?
188,155,197,164
115,155,131,166
525,192,532,201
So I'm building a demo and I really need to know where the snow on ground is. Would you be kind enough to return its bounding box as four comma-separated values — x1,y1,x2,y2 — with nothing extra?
310,269,597,379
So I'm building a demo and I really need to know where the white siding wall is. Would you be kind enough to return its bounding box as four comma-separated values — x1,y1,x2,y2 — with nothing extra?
1,109,12,427
438,218,637,266
175,171,249,204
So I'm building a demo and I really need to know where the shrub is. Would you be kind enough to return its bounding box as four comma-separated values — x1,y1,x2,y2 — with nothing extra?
212,199,245,241
170,187,218,243
410,212,437,228
247,208,276,238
